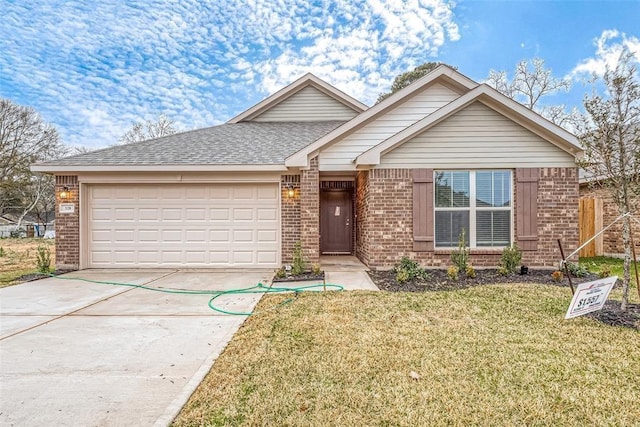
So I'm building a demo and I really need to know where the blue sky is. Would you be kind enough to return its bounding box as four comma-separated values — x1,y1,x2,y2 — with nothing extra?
1,0,638,150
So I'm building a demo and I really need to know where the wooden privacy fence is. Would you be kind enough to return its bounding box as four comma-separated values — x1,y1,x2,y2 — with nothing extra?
578,198,603,257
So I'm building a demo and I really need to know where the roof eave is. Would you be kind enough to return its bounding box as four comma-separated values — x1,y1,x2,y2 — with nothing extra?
31,164,289,173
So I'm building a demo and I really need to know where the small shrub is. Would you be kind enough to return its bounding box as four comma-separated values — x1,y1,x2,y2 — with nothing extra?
565,262,589,278
497,266,510,276
551,270,564,283
499,244,522,275
393,256,430,282
450,229,469,272
311,263,322,275
274,267,286,279
396,269,410,284
465,265,476,279
36,245,52,273
291,241,306,276
599,264,612,278
0,247,4,257
447,265,459,281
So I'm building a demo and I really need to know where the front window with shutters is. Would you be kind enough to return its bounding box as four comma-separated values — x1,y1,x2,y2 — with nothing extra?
434,170,512,248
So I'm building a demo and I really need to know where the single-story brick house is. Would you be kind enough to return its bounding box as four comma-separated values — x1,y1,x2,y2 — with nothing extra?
33,65,583,271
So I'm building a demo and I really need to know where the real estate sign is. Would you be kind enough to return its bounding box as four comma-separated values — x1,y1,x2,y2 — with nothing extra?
565,276,617,319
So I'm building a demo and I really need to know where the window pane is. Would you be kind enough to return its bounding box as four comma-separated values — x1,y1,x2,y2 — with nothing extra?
435,211,470,247
435,171,469,208
476,211,511,247
476,171,511,207
476,172,492,207
494,171,511,207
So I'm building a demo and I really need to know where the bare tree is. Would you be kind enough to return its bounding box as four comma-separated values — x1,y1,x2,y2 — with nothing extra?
486,58,576,128
0,98,65,217
119,114,178,144
27,174,56,232
580,52,640,310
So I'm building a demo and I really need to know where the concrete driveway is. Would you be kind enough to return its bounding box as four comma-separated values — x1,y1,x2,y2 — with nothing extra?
0,270,272,426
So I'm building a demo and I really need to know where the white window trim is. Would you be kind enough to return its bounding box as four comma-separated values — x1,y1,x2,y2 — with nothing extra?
434,170,513,249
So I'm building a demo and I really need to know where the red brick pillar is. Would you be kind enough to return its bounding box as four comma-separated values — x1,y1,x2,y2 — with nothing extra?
300,156,320,263
55,176,80,270
281,175,301,264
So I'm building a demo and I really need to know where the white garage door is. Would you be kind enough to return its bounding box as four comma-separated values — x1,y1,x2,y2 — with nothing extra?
86,183,280,268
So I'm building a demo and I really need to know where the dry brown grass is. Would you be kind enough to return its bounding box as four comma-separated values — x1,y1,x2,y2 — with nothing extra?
174,285,639,426
0,238,55,287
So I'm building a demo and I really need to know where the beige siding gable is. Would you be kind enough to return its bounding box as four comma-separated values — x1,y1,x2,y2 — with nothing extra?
378,102,576,169
252,85,360,122
319,83,459,171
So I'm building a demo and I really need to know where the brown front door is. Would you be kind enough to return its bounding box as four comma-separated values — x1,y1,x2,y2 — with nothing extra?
320,190,352,254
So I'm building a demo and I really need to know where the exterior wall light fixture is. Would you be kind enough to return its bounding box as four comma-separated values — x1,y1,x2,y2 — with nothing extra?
285,183,296,199
59,186,70,199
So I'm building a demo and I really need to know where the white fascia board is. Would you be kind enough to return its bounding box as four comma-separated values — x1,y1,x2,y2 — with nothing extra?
30,164,289,173
228,73,367,124
285,65,479,168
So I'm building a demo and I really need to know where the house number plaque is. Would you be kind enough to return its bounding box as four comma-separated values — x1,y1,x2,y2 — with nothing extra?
59,203,75,214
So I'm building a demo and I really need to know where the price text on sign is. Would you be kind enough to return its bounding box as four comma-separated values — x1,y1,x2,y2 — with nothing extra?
565,276,617,319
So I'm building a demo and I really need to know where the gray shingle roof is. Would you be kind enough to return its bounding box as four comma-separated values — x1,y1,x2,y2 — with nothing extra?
37,121,345,166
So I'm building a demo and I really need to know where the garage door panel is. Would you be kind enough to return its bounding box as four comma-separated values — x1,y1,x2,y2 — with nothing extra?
210,230,230,242
232,251,254,264
92,208,111,221
257,208,277,221
233,186,254,199
258,185,278,199
257,251,278,264
186,208,206,220
257,230,278,242
185,230,206,243
233,230,254,242
139,208,159,221
210,209,229,220
233,208,253,221
210,252,230,264
87,183,280,268
162,209,182,221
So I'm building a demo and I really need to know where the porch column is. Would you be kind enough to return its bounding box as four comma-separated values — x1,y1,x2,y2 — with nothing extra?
300,156,320,263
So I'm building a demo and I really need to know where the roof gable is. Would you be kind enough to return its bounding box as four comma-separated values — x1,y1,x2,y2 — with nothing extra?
355,84,582,166
228,73,367,123
285,65,478,167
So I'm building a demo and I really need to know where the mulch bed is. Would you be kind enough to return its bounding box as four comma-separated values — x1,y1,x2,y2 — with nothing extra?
272,271,325,283
368,269,639,330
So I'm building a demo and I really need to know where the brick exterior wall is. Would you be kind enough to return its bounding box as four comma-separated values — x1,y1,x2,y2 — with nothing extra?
521,167,579,267
55,175,80,270
281,175,301,264
580,184,640,256
300,156,320,263
355,167,579,270
355,171,371,265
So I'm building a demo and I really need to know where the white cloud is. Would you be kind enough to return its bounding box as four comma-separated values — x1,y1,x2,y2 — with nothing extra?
0,0,460,149
571,29,640,77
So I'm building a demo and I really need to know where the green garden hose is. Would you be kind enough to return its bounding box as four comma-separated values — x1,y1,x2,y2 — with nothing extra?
47,274,343,316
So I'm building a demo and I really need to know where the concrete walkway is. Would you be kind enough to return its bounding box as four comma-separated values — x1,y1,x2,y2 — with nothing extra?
321,256,379,291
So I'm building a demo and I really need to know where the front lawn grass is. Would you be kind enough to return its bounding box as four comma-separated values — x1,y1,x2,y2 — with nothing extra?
174,285,639,426
0,238,55,287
